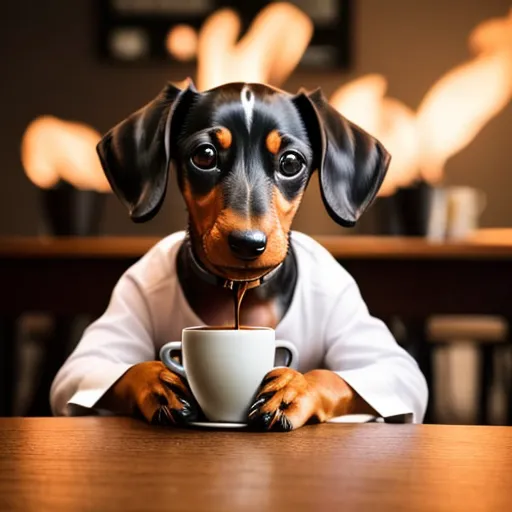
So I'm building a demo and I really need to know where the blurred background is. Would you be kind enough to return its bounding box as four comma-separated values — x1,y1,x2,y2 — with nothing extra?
1,0,512,425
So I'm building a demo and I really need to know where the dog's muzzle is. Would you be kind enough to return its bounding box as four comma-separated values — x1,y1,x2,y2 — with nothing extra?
228,230,267,261
187,240,281,290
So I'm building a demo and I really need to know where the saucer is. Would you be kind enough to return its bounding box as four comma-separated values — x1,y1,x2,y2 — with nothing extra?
328,414,379,423
188,421,248,429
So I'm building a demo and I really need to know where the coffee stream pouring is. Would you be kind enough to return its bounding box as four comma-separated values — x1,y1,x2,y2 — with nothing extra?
224,280,250,330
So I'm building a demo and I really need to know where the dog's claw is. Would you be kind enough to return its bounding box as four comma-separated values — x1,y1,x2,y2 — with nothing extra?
177,399,199,422
249,407,294,432
247,368,306,431
178,397,192,408
151,398,199,426
248,388,296,431
151,405,174,426
174,399,199,423
275,414,293,432
248,408,286,431
250,411,276,430
248,397,267,417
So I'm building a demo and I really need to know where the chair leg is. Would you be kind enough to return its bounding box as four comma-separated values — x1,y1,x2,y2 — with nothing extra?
26,316,75,417
402,319,436,423
420,341,436,424
0,317,18,416
507,342,512,426
477,344,494,425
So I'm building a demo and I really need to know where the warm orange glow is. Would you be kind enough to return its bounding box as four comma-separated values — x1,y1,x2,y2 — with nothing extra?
21,7,512,200
330,9,512,192
194,3,313,91
467,227,512,245
469,8,512,55
166,24,198,62
416,9,512,184
21,116,111,192
330,75,419,196
416,52,512,184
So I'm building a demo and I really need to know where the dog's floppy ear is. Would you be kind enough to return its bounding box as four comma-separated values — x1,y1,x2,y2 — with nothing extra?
293,88,390,227
96,80,198,222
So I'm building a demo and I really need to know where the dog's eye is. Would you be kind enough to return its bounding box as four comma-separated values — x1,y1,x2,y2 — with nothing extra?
191,144,217,171
279,151,306,177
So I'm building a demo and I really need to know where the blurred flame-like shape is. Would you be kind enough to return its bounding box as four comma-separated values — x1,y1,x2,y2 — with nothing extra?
21,116,110,192
330,8,512,193
416,9,512,184
166,24,198,62
330,75,419,196
469,8,512,55
194,3,313,90
21,6,512,199
416,51,512,184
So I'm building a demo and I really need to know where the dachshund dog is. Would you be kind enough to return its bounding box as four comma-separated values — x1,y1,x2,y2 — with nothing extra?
95,79,390,431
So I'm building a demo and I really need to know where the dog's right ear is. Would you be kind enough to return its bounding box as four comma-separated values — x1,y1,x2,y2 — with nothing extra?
292,88,390,228
97,80,198,222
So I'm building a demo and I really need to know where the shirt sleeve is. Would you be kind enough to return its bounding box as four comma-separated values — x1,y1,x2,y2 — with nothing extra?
323,278,429,424
50,271,156,417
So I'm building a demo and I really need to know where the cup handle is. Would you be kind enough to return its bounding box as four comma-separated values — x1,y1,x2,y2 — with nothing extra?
159,341,186,378
276,340,299,370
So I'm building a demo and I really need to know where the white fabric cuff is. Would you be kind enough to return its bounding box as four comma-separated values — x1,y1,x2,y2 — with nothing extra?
334,367,414,424
64,363,134,416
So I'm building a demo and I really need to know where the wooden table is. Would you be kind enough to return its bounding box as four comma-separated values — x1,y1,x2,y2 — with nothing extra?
2,234,512,417
1,418,511,512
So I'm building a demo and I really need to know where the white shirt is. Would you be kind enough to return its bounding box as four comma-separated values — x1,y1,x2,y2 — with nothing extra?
50,231,428,423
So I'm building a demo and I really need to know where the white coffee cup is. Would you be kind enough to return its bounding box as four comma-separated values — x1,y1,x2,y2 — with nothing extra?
159,326,299,423
446,186,486,240
425,186,486,241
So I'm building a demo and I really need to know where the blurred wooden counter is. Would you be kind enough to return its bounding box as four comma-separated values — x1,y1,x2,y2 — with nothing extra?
4,233,512,259
2,234,512,316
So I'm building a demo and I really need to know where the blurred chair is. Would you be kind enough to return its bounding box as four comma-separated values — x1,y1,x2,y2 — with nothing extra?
14,314,80,417
427,315,509,425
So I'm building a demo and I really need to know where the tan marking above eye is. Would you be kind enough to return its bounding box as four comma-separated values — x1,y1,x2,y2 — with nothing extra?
214,127,232,149
266,130,282,155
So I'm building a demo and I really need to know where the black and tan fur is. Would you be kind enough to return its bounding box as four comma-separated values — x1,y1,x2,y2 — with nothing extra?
96,80,390,431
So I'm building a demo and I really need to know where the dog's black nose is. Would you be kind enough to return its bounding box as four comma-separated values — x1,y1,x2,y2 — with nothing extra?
228,230,267,260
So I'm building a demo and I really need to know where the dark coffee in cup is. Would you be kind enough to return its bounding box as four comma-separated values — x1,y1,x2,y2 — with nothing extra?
188,326,263,331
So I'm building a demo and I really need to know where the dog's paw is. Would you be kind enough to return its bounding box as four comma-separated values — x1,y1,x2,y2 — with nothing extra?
247,368,319,432
151,368,200,426
127,362,200,426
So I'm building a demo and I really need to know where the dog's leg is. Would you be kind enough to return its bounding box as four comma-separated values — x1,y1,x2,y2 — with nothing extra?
99,361,200,426
248,368,375,431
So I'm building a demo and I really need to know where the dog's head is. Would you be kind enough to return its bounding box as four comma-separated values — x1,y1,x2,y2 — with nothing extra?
97,80,390,282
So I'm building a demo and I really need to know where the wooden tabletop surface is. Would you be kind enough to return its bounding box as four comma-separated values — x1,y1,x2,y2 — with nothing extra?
3,230,512,259
1,418,511,512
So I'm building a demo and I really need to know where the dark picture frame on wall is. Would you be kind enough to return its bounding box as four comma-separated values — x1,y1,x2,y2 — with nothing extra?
95,0,353,71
